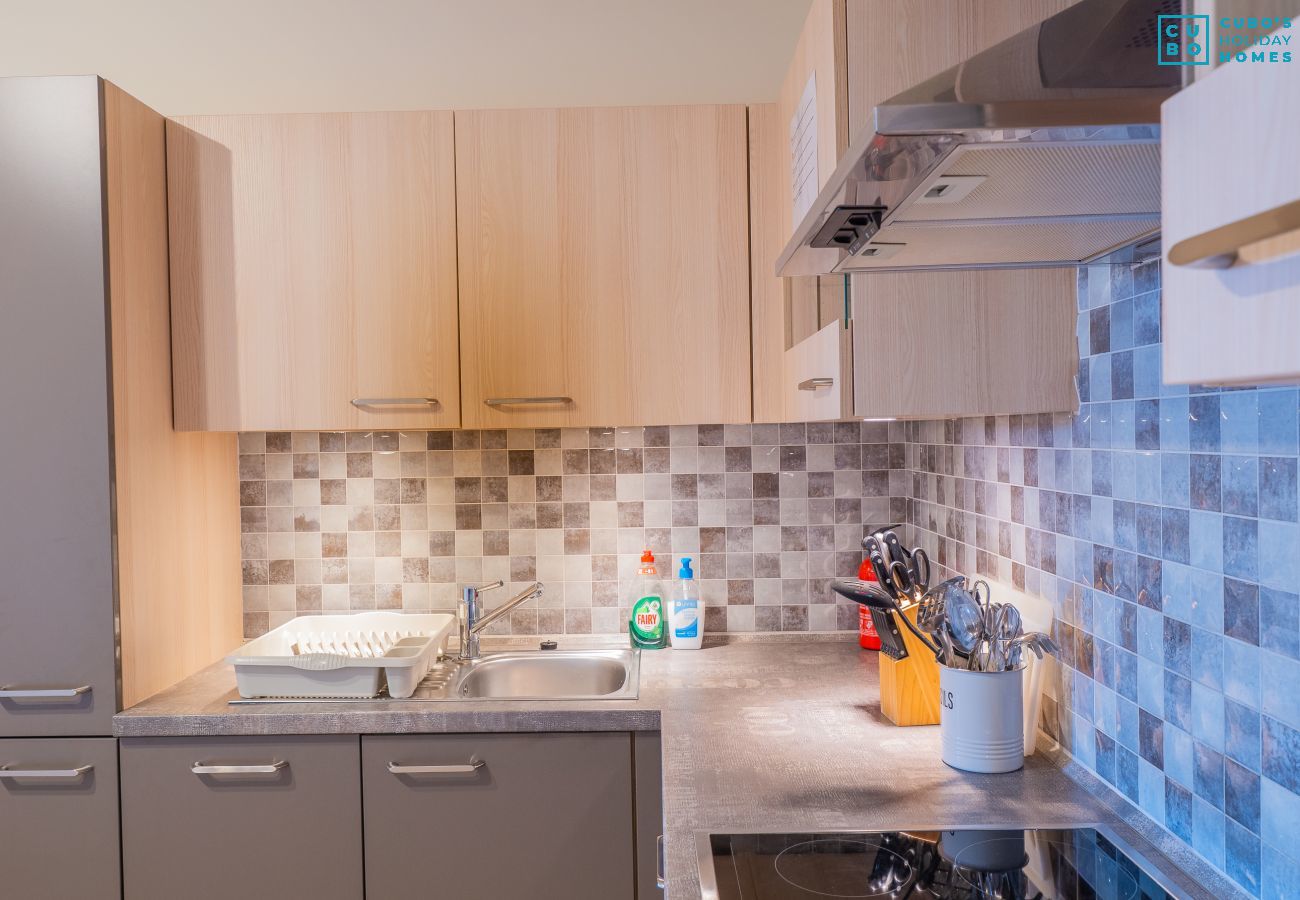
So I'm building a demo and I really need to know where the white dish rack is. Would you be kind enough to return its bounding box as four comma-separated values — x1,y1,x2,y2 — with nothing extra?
228,613,456,699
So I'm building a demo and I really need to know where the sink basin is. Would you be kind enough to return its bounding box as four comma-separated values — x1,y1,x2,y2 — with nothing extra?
455,649,639,700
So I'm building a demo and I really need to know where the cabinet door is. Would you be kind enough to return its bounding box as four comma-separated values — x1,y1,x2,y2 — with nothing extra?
852,269,1079,418
0,738,120,899
363,732,636,899
0,76,118,736
120,736,363,900
167,111,461,431
1162,48,1300,384
455,105,752,427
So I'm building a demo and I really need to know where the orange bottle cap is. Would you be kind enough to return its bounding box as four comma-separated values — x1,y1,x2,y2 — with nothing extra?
640,549,655,563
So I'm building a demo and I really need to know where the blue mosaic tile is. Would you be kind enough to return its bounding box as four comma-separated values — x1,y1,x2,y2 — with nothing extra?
1226,818,1262,895
1223,516,1260,582
1110,298,1134,352
1135,351,1163,405
1113,401,1136,450
1193,682,1228,752
1224,638,1262,709
1259,588,1299,659
1164,617,1191,675
1222,391,1262,455
1257,521,1299,592
1091,360,1112,409
1161,452,1191,507
1135,452,1162,504
1261,777,1300,863
1166,671,1193,733
1226,758,1261,831
1089,305,1111,355
1194,741,1226,809
1262,652,1300,732
1190,454,1223,512
1166,778,1194,842
1262,841,1300,900
1189,510,1224,573
1112,351,1135,401
1133,288,1161,345
1140,757,1166,821
1225,456,1261,517
1092,450,1114,497
1161,507,1190,564
1190,395,1223,453
1225,579,1261,646
1227,699,1263,772
1138,656,1166,716
1193,795,1227,868
1160,398,1191,452
1261,715,1300,794
1096,728,1117,783
1258,458,1297,522
1166,723,1195,786
1192,627,1224,691
1257,389,1299,456
1139,707,1164,766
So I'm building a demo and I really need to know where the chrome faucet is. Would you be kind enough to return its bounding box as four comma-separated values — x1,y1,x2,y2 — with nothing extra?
458,580,545,660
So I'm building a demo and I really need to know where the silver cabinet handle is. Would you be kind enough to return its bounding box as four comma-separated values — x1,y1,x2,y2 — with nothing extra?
1168,197,1300,269
191,760,288,775
387,761,484,775
0,764,92,779
0,684,91,699
351,397,439,409
656,834,666,889
797,377,834,391
483,396,573,407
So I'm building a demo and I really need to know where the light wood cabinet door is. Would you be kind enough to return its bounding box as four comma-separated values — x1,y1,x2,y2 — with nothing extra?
1162,47,1300,385
0,738,120,899
167,111,461,431
852,270,1079,419
120,736,363,900
362,732,636,899
455,105,752,427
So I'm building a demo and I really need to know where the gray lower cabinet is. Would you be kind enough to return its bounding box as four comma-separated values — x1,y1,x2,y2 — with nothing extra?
119,736,363,900
0,738,120,899
363,732,637,899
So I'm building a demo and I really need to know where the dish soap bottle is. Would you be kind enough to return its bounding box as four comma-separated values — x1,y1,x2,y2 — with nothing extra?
628,549,667,649
669,557,704,649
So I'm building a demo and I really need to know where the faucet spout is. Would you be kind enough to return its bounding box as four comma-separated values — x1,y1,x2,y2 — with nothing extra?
458,581,545,660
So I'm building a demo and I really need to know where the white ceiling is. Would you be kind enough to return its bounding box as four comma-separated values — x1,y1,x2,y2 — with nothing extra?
0,0,811,115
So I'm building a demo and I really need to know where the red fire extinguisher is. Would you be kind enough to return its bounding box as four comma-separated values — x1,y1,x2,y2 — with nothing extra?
857,558,882,650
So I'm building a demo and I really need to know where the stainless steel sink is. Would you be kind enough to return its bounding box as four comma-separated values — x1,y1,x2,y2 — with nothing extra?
456,649,638,700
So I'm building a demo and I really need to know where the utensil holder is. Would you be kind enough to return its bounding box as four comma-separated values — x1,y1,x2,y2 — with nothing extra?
939,665,1025,774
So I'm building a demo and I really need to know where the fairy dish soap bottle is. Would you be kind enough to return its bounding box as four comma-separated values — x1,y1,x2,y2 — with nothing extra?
628,549,667,649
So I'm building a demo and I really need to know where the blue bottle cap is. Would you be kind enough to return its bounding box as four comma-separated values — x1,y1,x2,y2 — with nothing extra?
678,557,694,579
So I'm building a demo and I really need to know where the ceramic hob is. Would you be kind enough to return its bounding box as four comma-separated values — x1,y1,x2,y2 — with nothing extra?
698,826,1187,900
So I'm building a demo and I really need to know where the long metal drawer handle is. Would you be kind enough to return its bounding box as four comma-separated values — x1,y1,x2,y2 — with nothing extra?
351,397,439,409
0,684,92,699
483,396,573,407
1168,197,1300,269
797,377,834,391
656,834,666,889
387,761,484,775
0,764,93,779
191,761,288,775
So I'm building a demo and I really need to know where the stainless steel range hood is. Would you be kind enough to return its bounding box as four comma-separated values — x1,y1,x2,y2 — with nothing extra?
777,0,1183,276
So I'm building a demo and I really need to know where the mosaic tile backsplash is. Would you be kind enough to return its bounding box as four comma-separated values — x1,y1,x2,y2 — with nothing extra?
239,422,907,640
902,262,1300,899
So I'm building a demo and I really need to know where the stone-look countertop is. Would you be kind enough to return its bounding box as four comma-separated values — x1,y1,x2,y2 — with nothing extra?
115,637,1245,900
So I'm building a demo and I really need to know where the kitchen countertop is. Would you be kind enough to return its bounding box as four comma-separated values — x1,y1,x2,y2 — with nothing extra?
116,637,1247,900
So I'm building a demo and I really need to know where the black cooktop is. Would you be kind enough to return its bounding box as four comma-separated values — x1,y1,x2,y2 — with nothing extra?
699,827,1186,900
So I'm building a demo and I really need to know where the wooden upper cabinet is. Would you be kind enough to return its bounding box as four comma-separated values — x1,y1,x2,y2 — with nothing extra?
844,0,1075,134
454,105,752,428
167,111,461,431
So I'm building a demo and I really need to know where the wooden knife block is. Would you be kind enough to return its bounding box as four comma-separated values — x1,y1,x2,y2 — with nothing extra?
879,603,941,726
